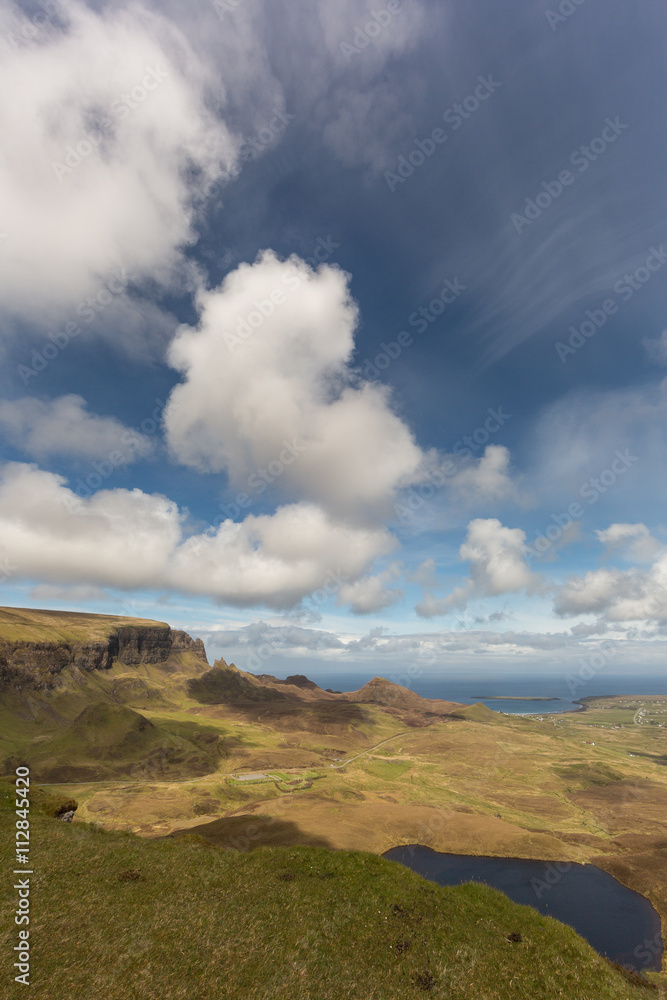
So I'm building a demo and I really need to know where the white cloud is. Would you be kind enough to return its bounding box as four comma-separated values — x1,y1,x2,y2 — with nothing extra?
164,250,425,521
554,525,667,622
316,0,427,69
0,462,394,609
0,395,154,462
315,0,432,172
0,0,239,332
195,618,664,678
337,562,403,614
554,566,660,621
570,620,609,637
456,517,536,595
199,621,345,653
643,330,667,366
448,444,519,505
416,518,539,618
553,524,667,622
595,522,662,563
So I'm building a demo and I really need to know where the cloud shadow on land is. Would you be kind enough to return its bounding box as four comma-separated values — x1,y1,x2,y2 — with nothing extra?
169,813,335,851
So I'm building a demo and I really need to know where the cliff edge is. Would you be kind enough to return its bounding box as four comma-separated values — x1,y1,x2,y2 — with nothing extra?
0,606,208,690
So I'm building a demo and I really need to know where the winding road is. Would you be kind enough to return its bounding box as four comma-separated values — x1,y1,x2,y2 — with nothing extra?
329,732,409,769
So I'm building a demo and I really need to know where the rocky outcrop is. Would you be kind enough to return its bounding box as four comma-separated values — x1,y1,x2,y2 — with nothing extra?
0,624,208,691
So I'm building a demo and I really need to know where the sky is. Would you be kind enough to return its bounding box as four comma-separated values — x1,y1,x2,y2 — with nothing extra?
1,0,667,683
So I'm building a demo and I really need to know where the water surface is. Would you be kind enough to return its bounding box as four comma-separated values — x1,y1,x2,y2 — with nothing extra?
384,846,663,971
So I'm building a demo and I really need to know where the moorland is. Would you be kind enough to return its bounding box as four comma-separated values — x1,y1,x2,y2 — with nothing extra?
1,606,665,998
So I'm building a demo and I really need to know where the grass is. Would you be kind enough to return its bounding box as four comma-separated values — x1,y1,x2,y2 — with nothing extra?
364,759,413,780
0,782,658,1000
0,606,166,644
7,703,225,783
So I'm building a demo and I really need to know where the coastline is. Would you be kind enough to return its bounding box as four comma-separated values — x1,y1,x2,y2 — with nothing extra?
476,696,561,702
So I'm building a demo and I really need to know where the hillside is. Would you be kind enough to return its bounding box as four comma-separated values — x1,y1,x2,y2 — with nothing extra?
1,606,666,992
344,675,463,719
0,605,207,689
0,783,657,1000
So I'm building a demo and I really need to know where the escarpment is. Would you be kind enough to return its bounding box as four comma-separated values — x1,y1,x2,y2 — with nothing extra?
0,607,207,690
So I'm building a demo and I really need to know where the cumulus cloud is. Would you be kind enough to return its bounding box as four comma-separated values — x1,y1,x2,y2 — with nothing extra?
0,463,394,608
554,566,661,621
337,562,403,614
595,523,662,563
553,524,667,622
0,0,239,334
0,395,154,462
164,250,425,521
416,518,539,617
448,445,519,505
0,247,523,612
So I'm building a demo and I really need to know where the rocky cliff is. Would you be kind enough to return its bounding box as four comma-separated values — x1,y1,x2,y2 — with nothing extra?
0,607,207,691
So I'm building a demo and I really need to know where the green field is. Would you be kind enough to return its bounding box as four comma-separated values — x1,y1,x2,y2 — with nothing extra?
0,783,658,1000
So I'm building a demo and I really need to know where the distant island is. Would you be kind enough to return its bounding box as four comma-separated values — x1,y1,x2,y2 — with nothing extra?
475,696,561,702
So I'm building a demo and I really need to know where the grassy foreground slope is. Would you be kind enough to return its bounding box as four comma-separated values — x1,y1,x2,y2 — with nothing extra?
0,785,656,1000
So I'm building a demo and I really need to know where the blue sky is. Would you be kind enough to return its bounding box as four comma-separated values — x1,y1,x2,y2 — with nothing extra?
1,0,667,679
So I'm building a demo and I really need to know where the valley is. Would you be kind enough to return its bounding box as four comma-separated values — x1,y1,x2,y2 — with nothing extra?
1,606,666,996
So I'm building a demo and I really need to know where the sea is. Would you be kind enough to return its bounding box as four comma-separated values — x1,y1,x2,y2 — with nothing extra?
297,672,667,715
